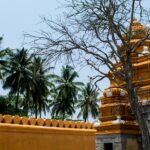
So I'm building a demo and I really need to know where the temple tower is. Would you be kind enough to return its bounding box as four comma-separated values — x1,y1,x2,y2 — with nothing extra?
95,19,150,150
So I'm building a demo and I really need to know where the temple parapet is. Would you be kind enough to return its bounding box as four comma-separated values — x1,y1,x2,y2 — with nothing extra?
0,114,93,129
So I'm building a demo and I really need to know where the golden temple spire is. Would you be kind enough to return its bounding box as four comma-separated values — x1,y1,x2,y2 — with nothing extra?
131,19,146,39
132,18,141,26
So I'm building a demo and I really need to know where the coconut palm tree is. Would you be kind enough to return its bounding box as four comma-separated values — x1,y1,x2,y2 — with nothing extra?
77,82,99,122
0,37,10,80
50,65,83,119
28,56,53,118
3,48,32,113
0,49,8,79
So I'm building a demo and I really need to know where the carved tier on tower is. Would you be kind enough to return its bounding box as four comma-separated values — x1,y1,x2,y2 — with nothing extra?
96,19,150,135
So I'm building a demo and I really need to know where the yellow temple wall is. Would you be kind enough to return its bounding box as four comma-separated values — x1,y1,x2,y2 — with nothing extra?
0,115,96,150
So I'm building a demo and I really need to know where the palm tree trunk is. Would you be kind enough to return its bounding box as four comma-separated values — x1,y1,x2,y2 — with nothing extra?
40,110,42,118
35,104,37,118
15,89,20,113
25,90,30,115
63,112,65,120
39,105,42,118
35,101,38,118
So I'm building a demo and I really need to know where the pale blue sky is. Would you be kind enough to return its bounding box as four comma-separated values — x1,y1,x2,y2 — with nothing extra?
0,0,63,48
0,0,150,96
0,0,109,96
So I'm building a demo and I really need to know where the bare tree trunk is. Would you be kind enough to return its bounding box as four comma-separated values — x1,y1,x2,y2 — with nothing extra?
127,78,150,150
124,52,150,150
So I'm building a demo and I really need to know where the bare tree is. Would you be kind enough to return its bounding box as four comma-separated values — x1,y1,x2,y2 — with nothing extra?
27,0,150,149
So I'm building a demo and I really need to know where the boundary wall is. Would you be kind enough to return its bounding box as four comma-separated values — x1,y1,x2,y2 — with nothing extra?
0,114,96,150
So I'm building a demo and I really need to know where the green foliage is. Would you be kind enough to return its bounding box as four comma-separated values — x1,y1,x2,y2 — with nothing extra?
1,48,54,117
0,95,15,115
28,56,53,118
50,65,84,119
3,48,31,112
0,95,27,116
77,82,99,122
0,46,99,121
0,47,11,80
51,114,71,120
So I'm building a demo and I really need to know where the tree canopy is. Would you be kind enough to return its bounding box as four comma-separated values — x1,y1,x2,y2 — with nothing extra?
50,65,84,119
77,82,99,122
0,45,99,121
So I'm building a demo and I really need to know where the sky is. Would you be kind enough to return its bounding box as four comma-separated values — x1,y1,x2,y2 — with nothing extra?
0,0,150,95
0,0,110,96
0,0,62,48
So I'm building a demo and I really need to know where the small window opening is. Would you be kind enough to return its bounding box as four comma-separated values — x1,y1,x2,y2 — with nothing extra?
104,143,113,150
